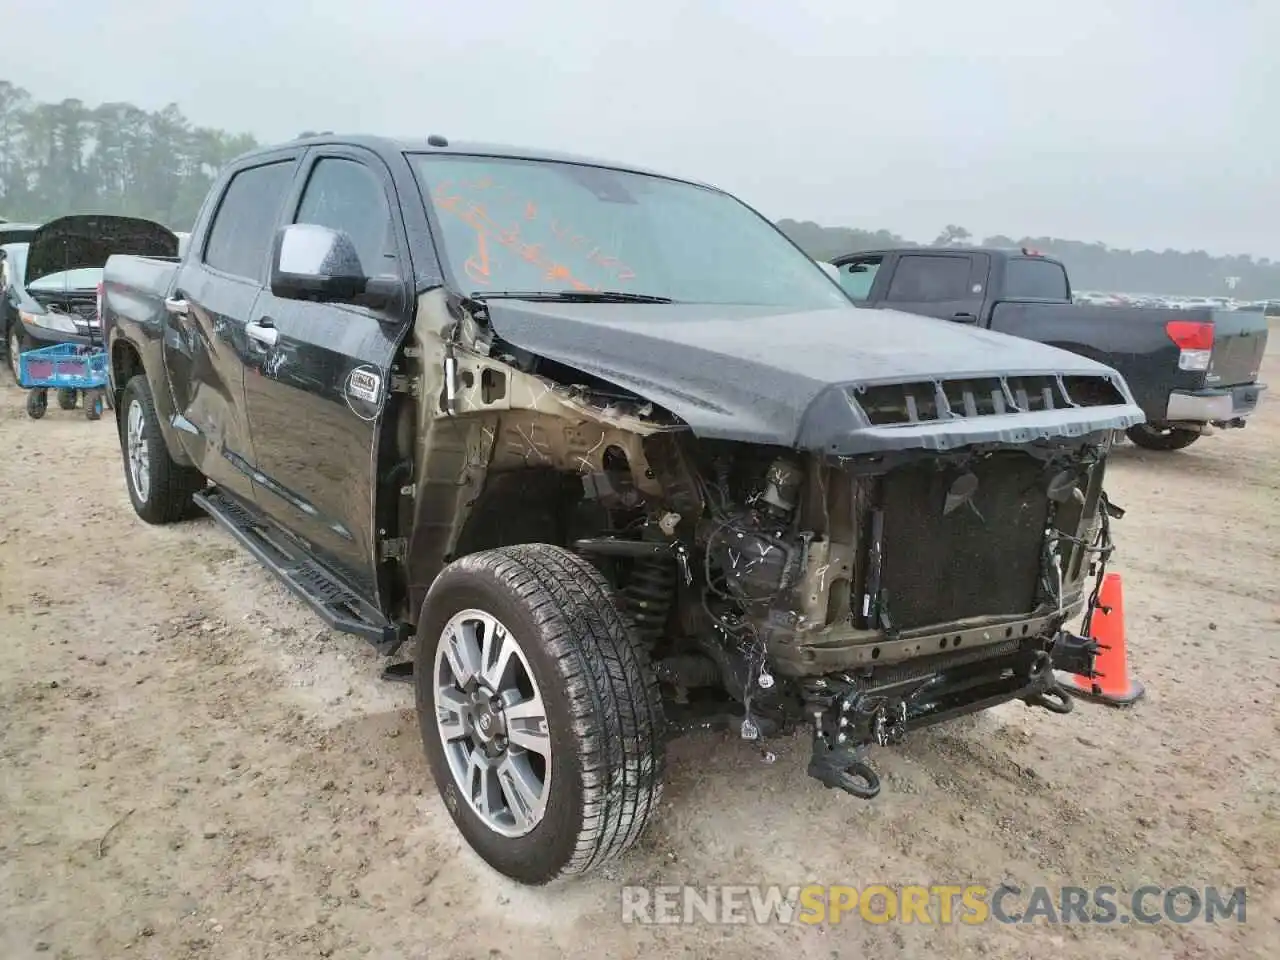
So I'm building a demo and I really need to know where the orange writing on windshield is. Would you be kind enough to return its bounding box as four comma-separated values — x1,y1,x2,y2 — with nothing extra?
464,230,491,285
432,180,636,288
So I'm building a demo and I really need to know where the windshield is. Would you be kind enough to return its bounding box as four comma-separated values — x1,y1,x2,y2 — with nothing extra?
27,267,103,292
410,154,849,309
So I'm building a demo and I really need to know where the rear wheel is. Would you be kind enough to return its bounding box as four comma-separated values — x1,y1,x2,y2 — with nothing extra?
416,543,665,885
119,375,206,524
1126,424,1201,451
57,389,78,411
85,389,104,421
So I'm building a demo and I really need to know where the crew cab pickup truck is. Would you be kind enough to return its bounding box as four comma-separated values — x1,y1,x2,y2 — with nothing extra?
102,135,1144,885
827,247,1268,451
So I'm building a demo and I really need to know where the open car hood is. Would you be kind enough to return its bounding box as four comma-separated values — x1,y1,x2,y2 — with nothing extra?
483,299,1147,455
24,215,177,287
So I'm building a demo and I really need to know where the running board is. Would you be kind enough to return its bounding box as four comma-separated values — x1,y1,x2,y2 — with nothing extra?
193,488,408,656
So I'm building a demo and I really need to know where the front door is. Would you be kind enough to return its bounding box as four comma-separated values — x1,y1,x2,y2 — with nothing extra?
162,156,299,503
242,148,414,601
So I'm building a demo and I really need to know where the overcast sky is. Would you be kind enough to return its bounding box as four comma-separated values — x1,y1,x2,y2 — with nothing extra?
6,0,1276,258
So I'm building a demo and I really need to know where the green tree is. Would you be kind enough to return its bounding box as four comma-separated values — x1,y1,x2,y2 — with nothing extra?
931,224,972,247
0,80,258,231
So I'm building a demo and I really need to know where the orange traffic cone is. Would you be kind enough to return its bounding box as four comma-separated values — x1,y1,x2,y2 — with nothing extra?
1059,572,1146,706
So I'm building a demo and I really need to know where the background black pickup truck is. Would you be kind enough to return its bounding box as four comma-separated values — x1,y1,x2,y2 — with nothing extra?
827,247,1269,450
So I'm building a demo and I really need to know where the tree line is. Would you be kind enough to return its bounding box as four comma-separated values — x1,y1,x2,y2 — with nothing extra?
2,81,1276,300
0,80,257,232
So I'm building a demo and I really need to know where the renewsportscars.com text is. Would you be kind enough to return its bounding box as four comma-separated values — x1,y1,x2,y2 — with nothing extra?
620,884,1247,926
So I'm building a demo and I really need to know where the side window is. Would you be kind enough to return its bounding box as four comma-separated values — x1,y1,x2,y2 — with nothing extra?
836,256,882,300
1004,258,1070,300
294,158,398,278
204,161,295,281
886,255,972,302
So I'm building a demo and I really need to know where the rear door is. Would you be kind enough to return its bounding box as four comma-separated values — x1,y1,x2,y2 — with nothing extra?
162,153,300,504
242,147,415,599
879,252,988,323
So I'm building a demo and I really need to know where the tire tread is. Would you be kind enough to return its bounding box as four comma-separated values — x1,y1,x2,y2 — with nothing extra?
121,375,206,524
427,543,666,881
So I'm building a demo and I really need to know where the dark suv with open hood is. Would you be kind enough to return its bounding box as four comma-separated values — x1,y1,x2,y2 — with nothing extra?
2,215,176,382
99,135,1145,885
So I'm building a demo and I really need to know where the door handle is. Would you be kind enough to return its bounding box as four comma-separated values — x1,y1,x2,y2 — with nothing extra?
950,312,978,324
164,297,189,316
246,319,279,347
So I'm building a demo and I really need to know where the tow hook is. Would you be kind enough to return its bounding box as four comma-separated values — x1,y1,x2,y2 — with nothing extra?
807,739,881,799
1021,649,1074,715
805,692,894,799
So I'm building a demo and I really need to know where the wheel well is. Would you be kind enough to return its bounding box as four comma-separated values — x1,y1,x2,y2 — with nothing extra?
452,467,586,559
111,340,143,409
402,466,594,625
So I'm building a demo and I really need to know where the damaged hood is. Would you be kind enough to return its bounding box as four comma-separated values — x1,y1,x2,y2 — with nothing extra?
484,300,1146,455
24,215,177,287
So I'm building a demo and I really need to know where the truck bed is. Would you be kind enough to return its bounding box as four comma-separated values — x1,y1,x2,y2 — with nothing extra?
988,302,1268,416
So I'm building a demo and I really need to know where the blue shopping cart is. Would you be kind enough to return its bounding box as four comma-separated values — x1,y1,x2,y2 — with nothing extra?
16,342,109,421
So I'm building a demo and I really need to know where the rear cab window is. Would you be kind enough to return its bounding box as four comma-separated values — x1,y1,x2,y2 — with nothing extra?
1004,257,1070,301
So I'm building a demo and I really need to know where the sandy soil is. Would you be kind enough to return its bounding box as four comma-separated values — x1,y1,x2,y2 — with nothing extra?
1,338,1277,960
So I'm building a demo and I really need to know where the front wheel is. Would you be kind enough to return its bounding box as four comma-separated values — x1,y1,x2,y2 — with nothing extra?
416,543,666,885
57,389,78,410
119,375,206,523
1126,424,1201,451
85,389,104,421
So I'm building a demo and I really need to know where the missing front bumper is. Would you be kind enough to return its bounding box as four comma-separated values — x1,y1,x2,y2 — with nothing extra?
805,630,1098,799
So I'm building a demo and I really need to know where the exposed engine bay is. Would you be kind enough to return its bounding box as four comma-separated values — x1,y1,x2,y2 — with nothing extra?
567,432,1118,797
393,290,1133,799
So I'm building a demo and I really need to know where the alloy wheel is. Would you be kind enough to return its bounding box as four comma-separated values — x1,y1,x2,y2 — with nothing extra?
126,399,151,502
434,608,551,838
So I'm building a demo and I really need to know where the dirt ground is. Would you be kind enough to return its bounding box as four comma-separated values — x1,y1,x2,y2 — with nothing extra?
1,337,1277,960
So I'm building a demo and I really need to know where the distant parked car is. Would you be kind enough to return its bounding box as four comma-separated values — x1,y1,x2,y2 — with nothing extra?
2,215,177,383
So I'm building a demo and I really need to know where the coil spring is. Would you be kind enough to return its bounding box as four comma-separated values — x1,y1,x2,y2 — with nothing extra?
621,555,677,646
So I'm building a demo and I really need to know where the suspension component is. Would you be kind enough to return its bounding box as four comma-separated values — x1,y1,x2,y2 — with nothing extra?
621,553,677,645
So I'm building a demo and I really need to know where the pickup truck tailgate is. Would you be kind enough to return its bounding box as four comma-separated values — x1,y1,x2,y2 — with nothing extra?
1207,310,1268,387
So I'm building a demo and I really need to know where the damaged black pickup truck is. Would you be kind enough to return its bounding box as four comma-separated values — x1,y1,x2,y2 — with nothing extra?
101,135,1144,885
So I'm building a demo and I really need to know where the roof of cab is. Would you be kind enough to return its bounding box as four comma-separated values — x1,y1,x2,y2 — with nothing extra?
238,134,719,191
836,246,1067,264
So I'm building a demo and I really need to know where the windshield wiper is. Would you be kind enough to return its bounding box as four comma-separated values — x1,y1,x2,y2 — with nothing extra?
470,290,675,304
